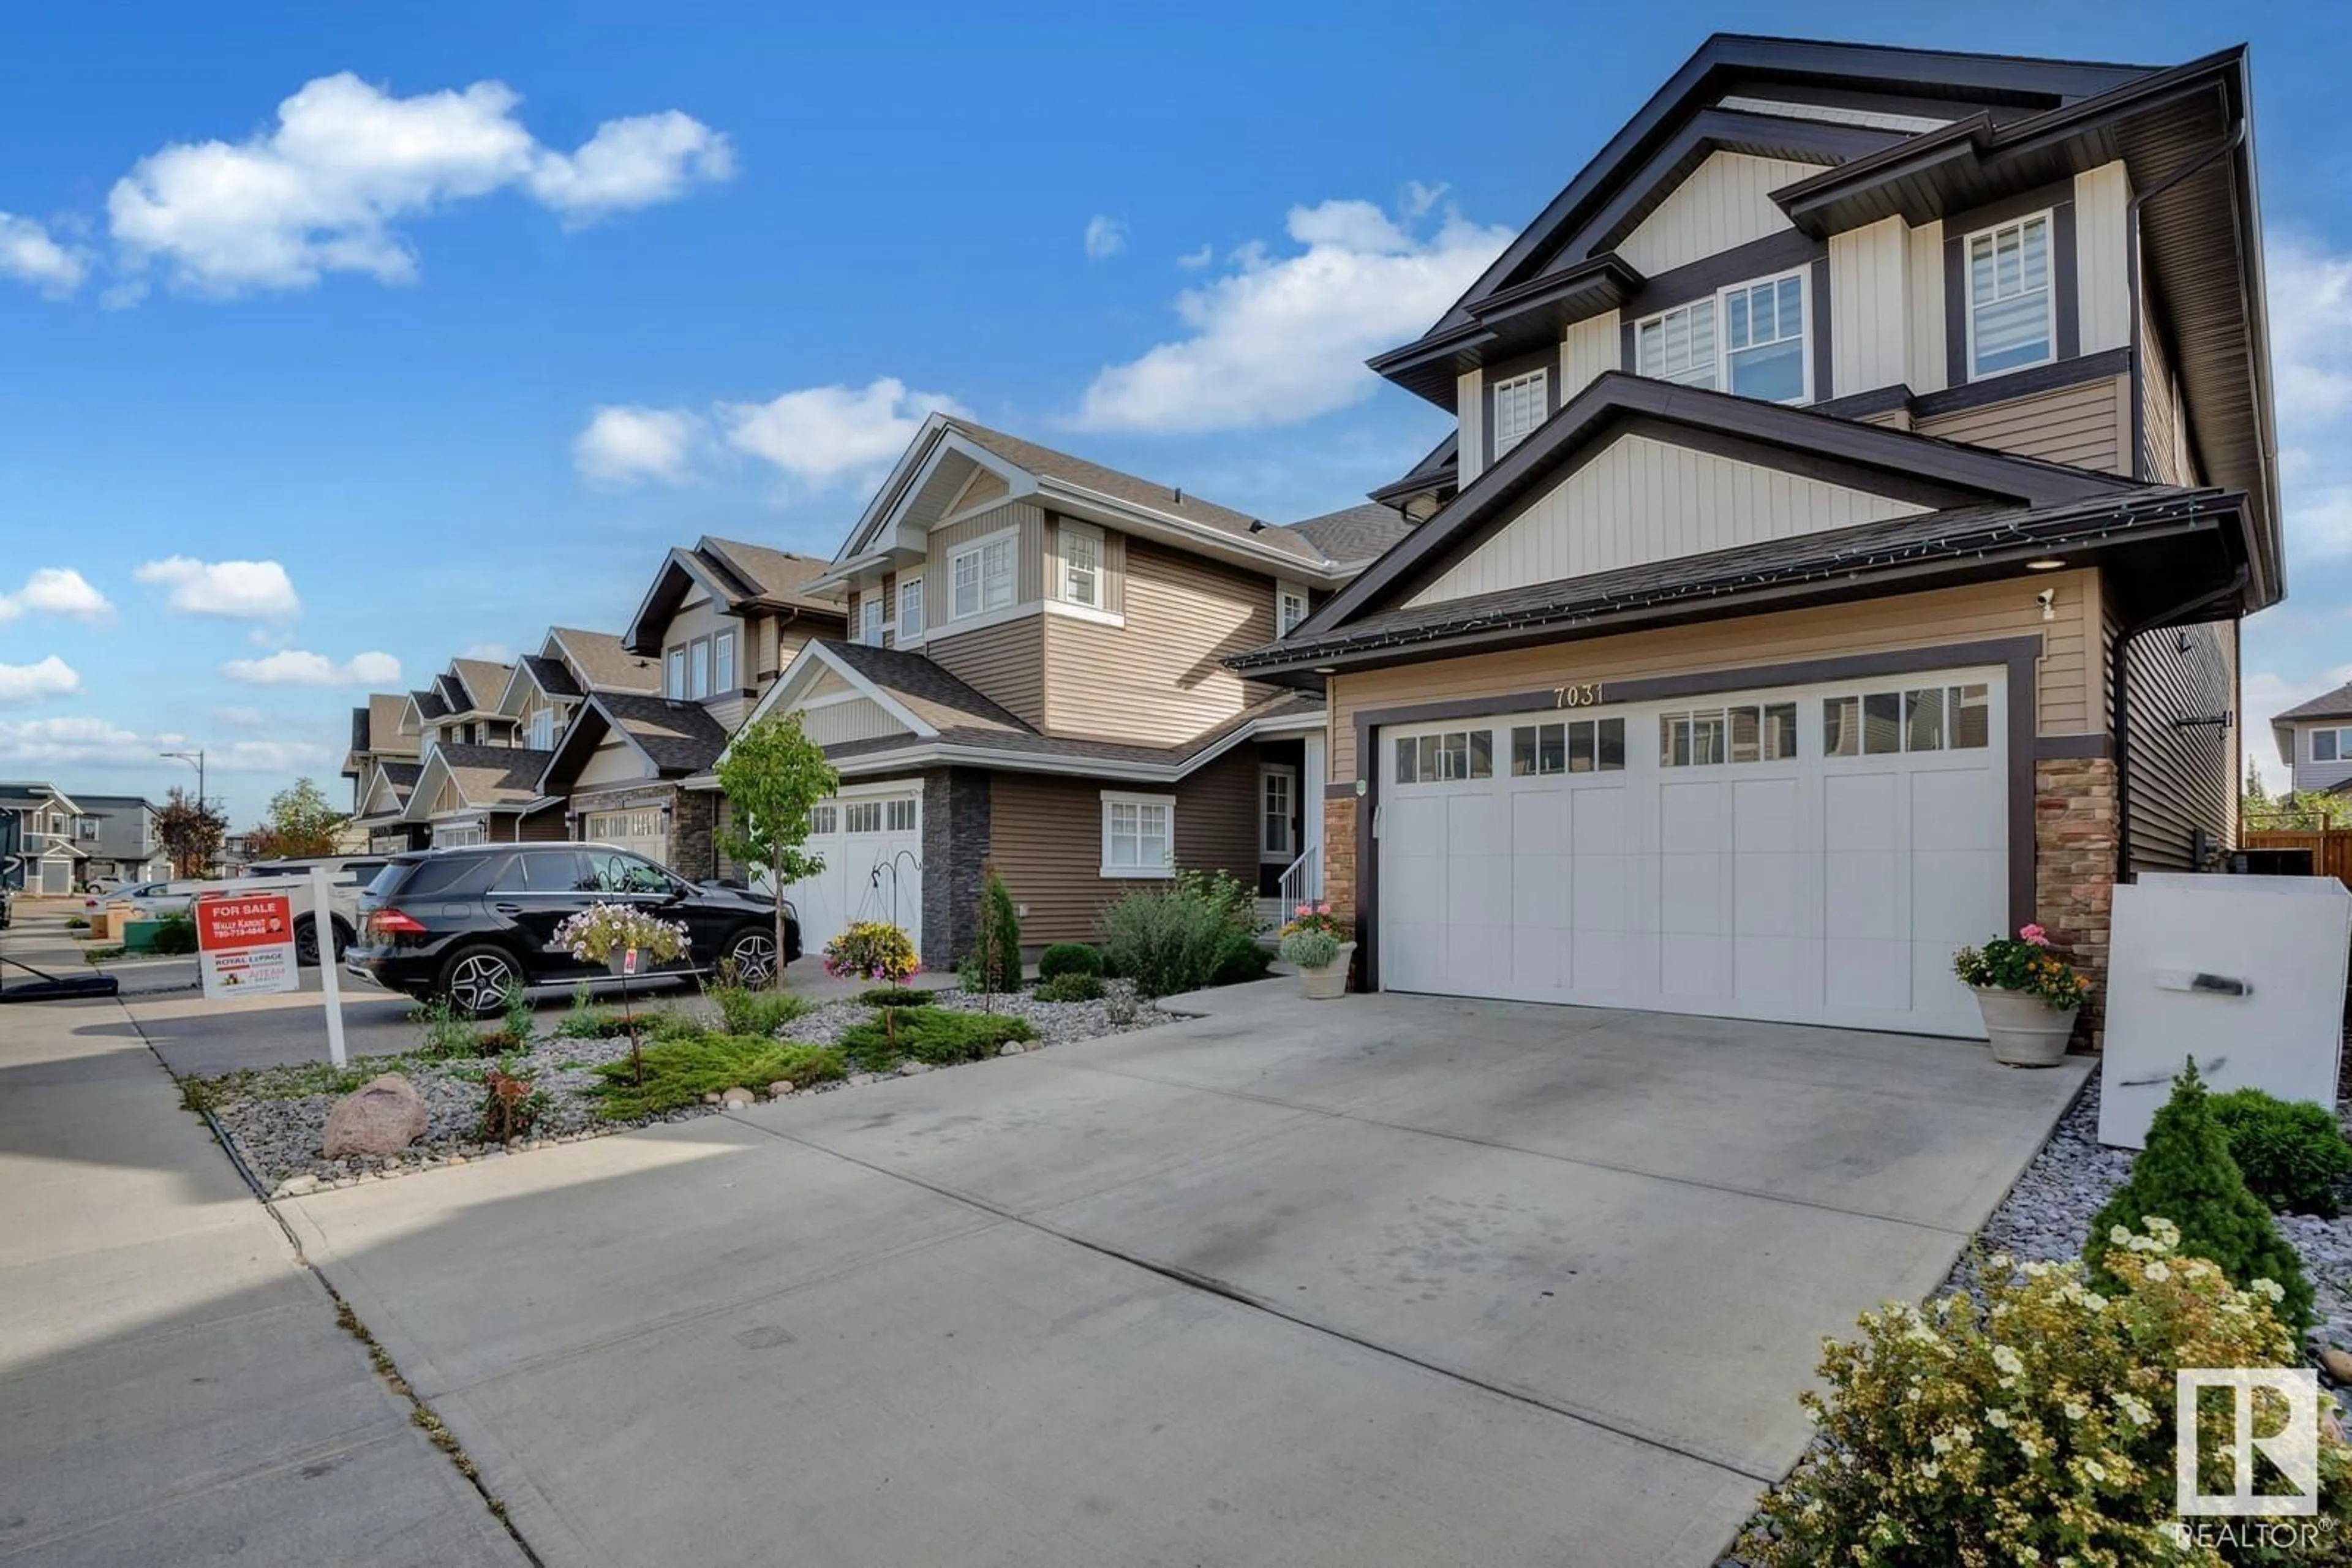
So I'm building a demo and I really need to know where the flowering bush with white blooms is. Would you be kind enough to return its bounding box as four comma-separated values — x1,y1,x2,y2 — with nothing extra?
1738,1219,2352,1566
549,903,690,968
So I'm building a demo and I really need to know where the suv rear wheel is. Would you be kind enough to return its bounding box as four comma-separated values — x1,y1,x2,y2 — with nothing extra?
437,943,522,1017
723,927,779,988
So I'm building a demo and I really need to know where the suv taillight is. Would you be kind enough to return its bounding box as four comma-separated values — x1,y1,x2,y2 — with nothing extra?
370,908,428,938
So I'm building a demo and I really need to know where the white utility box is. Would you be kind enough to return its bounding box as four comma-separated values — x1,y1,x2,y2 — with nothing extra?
2098,873,2351,1148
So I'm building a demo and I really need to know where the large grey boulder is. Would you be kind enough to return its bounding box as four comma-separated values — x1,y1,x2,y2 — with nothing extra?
321,1073,428,1159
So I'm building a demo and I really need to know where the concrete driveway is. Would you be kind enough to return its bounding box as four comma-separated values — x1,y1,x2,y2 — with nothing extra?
282,984,2087,1567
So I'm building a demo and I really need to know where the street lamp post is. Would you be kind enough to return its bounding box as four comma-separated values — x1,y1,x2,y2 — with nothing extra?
160,750,206,872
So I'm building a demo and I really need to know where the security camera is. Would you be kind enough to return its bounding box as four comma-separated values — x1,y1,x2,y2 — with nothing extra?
2035,588,2057,622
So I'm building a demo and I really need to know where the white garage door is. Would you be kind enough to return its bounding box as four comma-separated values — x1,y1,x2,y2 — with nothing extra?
582,808,668,867
1378,669,2006,1037
774,790,923,960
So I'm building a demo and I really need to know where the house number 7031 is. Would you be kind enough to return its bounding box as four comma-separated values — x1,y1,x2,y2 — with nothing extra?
1553,682,1602,708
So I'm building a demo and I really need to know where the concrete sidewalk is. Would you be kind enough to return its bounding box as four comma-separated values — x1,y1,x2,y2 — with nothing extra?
0,985,525,1567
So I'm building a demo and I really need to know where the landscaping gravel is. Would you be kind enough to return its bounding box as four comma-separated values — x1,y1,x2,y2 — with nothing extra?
196,981,1174,1197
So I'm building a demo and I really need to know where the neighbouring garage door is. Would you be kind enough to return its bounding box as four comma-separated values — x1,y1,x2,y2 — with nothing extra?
582,808,668,867
1378,668,2006,1037
777,790,923,960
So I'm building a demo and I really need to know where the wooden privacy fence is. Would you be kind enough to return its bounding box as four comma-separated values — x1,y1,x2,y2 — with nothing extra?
2242,829,2352,888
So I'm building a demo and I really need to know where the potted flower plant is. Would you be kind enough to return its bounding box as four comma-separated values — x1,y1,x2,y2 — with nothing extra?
1952,923,2092,1066
1276,903,1354,1000
552,902,692,1084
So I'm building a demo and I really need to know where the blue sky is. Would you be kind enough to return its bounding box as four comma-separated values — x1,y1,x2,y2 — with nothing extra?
1,0,2346,826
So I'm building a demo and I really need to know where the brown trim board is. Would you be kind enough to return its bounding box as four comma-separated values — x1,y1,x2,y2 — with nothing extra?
1348,635,2043,993
2034,733,2114,760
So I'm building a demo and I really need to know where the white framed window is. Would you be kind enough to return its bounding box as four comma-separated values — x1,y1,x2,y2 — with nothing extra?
886,796,918,832
1661,704,1798,767
1635,268,1811,403
2313,727,2352,764
1966,213,2053,380
1059,521,1103,608
860,595,884,646
1100,791,1174,877
1261,765,1295,861
1510,718,1626,775
665,647,687,699
1392,729,1494,783
688,636,711,699
897,576,924,640
1276,582,1309,638
1491,368,1547,455
951,531,1016,619
808,804,838,835
713,630,736,692
528,708,553,750
1823,685,1991,757
844,801,883,833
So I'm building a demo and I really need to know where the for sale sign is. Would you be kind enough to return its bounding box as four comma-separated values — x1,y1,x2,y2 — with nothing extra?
196,892,299,1001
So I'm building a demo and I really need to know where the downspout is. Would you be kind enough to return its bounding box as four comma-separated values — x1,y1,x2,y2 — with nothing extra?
2113,118,2250,881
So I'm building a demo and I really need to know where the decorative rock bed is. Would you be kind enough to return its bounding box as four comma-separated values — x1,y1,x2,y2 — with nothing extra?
193,984,1175,1199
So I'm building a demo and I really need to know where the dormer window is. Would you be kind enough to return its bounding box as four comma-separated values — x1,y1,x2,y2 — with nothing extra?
1635,269,1810,404
714,630,736,692
1491,369,1547,456
860,595,884,646
898,577,924,641
1966,212,2054,380
666,647,687,699
951,530,1016,620
1059,521,1103,608
529,708,553,750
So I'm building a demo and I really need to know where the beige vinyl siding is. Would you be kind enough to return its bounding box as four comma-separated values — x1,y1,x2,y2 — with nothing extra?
803,667,855,701
1457,368,1485,483
2138,279,2196,485
802,696,909,747
1041,538,1278,746
1915,374,2128,473
1407,432,1928,607
1828,216,1909,396
771,617,826,681
917,500,1049,629
1172,747,1261,884
944,465,1009,516
925,615,1046,728
1617,151,1828,276
2075,162,2132,355
1905,220,1947,394
575,737,651,787
1559,311,1620,403
1328,570,2101,782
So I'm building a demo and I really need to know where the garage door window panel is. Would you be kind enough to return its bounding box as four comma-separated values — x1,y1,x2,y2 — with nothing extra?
1511,718,1624,776
845,802,883,834
1826,686,1990,758
1396,729,1493,783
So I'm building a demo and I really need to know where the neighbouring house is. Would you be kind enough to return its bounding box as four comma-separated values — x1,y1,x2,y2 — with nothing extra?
492,628,663,753
1227,36,2274,1046
70,794,168,885
728,415,1411,967
0,782,85,894
399,744,564,847
398,658,522,759
345,692,426,853
536,538,846,873
2270,683,2352,800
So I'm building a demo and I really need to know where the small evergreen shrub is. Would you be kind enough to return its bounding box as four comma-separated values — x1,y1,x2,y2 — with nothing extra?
837,1008,1034,1071
1096,869,1262,998
151,913,199,956
2084,1060,2315,1332
1212,933,1272,985
2209,1086,2352,1217
1739,1221,2352,1564
966,868,1023,993
641,1007,710,1043
1035,972,1104,1003
589,1036,844,1120
1036,943,1104,981
857,987,933,1008
710,983,811,1038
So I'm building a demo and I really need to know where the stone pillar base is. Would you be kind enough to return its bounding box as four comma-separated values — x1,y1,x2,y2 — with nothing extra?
2034,756,2118,1050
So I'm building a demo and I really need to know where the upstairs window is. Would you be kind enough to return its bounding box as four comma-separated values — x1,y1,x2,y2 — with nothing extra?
2313,728,2352,764
1491,369,1547,456
860,595,884,646
1635,270,1810,404
897,577,924,640
1059,522,1102,608
666,647,687,699
528,708,553,750
1276,583,1308,638
1637,298,1717,388
688,636,711,700
951,533,1016,619
1967,213,2053,379
713,631,736,692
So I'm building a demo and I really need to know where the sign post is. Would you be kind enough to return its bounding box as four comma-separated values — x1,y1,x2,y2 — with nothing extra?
312,865,347,1068
195,890,300,1001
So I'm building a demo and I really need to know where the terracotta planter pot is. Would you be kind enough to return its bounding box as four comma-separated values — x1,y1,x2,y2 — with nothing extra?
1973,986,2077,1067
1300,942,1357,1001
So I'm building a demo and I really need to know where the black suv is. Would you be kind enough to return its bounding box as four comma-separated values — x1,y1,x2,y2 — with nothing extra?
349,842,801,1014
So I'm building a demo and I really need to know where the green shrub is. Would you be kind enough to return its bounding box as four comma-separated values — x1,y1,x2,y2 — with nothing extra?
965,867,1023,993
857,987,933,1008
1096,868,1262,999
589,1036,845,1120
641,1007,710,1043
85,944,126,964
1278,927,1341,970
1036,943,1104,981
2209,1086,2352,1216
411,994,488,1060
2084,1060,2315,1332
151,913,198,956
1740,1219,2352,1564
64,914,87,930
709,983,810,1037
1035,972,1104,1003
837,1008,1035,1071
500,980,535,1044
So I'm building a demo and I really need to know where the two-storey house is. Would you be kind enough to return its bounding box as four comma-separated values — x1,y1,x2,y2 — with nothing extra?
70,794,168,886
0,782,84,894
730,417,1411,966
346,693,426,853
1231,37,2275,1046
537,537,845,873
2269,683,2352,802
384,657,569,849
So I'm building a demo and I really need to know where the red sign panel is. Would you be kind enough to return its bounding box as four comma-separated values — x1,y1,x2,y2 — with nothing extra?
198,894,295,951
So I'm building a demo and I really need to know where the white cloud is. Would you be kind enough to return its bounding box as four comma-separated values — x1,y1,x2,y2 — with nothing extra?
574,404,702,485
214,705,269,731
0,714,330,772
716,377,968,487
135,556,300,619
1399,180,1447,220
107,72,733,295
221,649,400,687
0,568,112,624
1084,214,1128,261
459,642,513,662
1175,243,1213,270
0,656,80,704
1074,195,1512,432
2270,235,2352,562
0,213,89,296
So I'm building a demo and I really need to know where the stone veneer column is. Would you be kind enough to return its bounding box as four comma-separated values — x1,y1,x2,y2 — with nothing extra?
919,768,990,972
668,788,718,881
1322,796,1360,989
2034,756,2118,1049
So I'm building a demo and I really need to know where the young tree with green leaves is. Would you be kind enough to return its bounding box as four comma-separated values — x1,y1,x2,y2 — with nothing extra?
258,777,345,858
714,713,841,989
